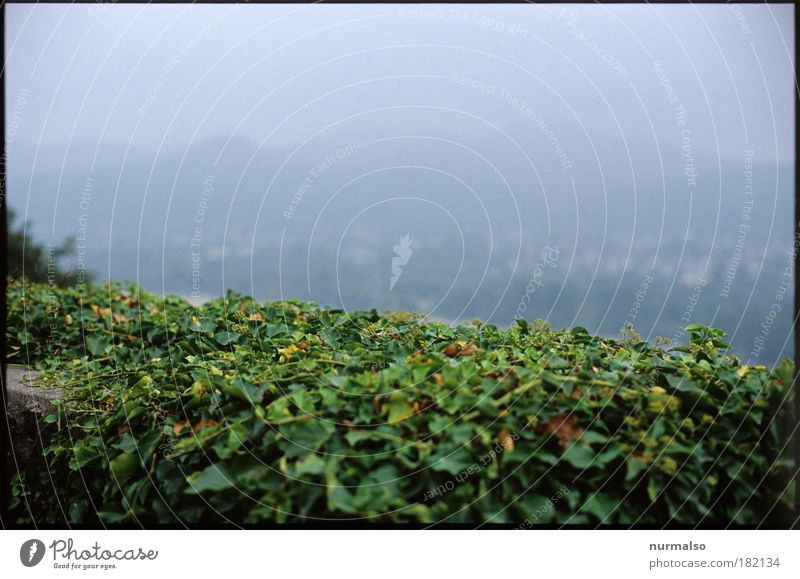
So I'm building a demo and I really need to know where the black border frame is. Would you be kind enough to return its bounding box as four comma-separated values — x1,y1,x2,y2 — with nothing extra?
0,0,797,530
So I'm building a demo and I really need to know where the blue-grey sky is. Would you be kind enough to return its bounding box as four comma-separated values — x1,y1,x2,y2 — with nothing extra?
6,4,794,160
4,4,797,365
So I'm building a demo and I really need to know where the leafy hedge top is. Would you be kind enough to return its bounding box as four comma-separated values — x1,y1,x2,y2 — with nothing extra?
6,278,795,526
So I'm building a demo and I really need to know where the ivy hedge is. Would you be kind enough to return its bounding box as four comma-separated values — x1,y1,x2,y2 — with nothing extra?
5,278,795,526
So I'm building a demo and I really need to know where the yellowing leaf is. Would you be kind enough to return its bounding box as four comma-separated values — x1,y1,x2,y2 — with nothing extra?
279,344,301,360
172,420,190,436
384,391,414,423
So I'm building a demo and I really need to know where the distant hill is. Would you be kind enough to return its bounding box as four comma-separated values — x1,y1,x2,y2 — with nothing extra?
7,135,795,365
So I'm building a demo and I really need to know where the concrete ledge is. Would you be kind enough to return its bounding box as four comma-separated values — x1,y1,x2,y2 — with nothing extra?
4,366,63,478
6,366,61,413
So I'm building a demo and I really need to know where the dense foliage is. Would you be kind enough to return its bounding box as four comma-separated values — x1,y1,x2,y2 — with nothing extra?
6,278,795,526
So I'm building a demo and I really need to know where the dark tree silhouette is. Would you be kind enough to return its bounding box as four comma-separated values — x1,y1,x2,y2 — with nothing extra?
6,207,78,284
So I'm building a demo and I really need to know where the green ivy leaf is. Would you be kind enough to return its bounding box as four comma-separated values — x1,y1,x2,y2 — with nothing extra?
109,453,140,482
186,463,235,493
86,335,108,356
215,331,242,346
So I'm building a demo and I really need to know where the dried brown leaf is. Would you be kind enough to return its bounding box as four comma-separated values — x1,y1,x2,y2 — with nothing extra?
541,413,583,447
173,420,191,436
194,419,218,432
443,342,478,357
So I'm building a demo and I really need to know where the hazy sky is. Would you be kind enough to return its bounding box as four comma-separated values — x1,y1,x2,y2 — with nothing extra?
6,3,794,162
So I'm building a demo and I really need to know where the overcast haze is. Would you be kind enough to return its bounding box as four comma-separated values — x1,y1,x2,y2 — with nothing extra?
5,4,796,365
